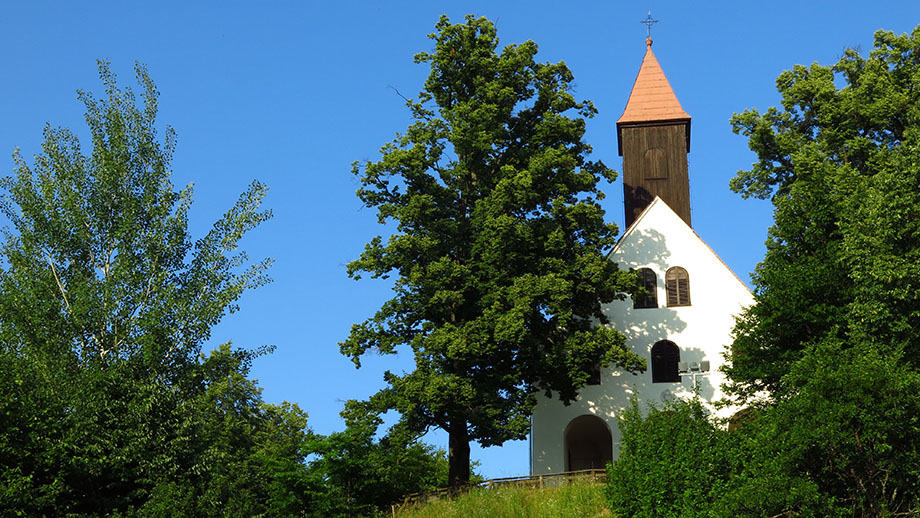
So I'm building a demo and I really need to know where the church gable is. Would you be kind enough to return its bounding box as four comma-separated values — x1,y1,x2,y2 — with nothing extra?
529,197,754,475
607,197,753,382
612,196,751,301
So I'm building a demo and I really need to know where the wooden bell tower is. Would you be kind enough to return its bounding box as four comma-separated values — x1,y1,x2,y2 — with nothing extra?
617,37,692,228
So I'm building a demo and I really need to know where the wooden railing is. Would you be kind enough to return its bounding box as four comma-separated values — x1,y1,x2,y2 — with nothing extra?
392,468,606,515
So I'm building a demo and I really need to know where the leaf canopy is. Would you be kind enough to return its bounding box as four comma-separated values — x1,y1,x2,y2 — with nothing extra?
726,26,920,397
343,16,643,482
0,61,313,517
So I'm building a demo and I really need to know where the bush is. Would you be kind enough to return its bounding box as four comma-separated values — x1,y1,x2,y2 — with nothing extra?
606,398,727,518
714,343,920,517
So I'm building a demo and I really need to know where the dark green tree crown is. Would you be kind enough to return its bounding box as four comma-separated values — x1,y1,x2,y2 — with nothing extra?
343,15,643,455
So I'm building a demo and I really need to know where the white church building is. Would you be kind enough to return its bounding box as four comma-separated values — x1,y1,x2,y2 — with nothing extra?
530,37,754,474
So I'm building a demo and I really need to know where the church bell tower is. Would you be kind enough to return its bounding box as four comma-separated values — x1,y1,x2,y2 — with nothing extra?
529,24,757,477
617,37,692,228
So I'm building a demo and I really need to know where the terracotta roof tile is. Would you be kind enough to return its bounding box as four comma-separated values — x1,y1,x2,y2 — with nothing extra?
617,38,690,124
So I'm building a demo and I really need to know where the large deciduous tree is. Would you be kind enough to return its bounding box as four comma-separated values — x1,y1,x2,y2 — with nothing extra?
726,26,920,398
720,26,920,516
0,62,311,517
343,15,643,486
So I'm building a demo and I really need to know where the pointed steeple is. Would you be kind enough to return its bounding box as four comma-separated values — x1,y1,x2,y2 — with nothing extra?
617,38,693,228
618,38,690,127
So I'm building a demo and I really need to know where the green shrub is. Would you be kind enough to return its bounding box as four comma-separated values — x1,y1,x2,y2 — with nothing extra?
606,398,726,518
714,343,920,517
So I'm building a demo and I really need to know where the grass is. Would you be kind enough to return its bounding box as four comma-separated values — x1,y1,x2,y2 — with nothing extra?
395,479,611,518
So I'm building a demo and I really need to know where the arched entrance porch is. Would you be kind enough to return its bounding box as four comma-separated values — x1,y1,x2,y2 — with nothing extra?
564,414,613,471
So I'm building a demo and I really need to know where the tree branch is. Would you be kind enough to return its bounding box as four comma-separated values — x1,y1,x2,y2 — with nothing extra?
45,248,96,356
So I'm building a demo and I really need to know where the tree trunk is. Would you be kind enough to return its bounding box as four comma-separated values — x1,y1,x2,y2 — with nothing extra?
447,419,470,488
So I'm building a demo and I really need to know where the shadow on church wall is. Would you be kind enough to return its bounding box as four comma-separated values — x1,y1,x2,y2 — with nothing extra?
532,222,728,473
614,227,671,273
607,344,716,405
602,226,718,404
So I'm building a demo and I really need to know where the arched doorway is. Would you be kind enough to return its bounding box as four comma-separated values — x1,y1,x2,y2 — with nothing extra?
564,415,613,471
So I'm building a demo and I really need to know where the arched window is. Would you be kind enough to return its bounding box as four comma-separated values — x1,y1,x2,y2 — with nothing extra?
651,340,681,383
633,268,658,309
666,267,691,306
564,415,613,471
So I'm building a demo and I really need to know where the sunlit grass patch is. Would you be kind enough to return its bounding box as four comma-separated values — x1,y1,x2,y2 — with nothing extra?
396,479,611,518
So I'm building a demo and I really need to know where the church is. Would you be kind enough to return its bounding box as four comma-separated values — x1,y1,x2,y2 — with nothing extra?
530,36,754,474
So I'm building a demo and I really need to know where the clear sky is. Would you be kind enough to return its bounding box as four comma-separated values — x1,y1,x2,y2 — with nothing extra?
2,1,918,479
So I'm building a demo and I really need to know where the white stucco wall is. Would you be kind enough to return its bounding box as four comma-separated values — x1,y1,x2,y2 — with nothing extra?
531,197,754,474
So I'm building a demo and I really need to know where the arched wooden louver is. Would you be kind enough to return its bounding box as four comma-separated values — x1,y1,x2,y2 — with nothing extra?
665,266,690,307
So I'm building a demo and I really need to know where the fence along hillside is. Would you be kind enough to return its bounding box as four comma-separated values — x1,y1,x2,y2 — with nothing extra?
393,468,607,514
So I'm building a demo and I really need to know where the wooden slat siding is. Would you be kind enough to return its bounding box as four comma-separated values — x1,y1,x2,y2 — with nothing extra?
393,469,608,514
667,277,679,306
620,123,691,228
678,277,690,305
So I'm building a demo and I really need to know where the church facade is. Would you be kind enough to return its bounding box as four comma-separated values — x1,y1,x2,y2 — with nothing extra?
530,38,754,474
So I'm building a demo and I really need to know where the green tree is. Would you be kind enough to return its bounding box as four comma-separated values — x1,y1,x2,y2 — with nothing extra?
304,400,449,517
715,343,920,517
726,26,920,398
605,363,920,517
0,61,309,516
719,25,920,517
343,15,643,486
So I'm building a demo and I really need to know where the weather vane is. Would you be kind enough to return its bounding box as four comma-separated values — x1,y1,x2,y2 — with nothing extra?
640,11,659,38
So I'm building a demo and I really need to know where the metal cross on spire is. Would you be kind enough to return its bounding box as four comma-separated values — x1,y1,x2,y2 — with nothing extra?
640,11,659,38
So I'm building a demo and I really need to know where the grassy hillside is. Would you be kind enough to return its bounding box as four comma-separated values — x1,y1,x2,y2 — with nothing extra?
395,480,610,518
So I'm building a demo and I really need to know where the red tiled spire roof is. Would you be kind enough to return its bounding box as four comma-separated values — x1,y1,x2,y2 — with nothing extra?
617,38,690,124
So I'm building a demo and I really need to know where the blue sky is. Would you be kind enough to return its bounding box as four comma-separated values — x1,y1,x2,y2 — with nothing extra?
2,1,918,479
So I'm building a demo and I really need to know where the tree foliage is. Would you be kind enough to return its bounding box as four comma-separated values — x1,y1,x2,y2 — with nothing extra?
606,399,729,518
304,400,450,517
717,344,920,517
344,15,643,486
0,62,312,517
726,26,920,398
716,25,920,517
607,353,920,517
